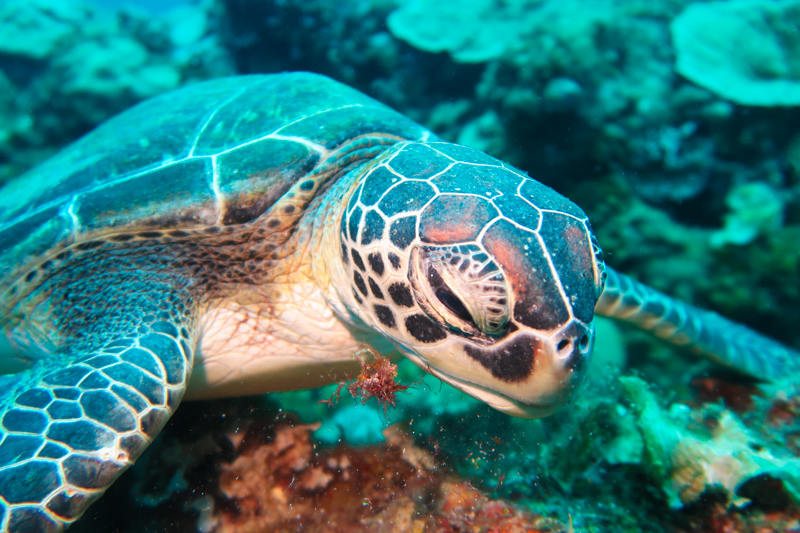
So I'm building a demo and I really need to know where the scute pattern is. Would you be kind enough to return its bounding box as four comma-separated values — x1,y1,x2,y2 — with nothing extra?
0,72,431,296
340,141,597,353
0,306,195,531
597,269,800,380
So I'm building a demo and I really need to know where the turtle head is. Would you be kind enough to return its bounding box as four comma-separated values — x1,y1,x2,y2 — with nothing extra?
327,141,605,418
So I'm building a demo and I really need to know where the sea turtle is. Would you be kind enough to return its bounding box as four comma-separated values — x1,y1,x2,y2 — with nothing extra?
0,72,797,532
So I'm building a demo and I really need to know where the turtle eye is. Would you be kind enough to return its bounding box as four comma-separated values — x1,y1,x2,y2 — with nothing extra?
590,233,607,295
427,265,477,326
411,246,509,336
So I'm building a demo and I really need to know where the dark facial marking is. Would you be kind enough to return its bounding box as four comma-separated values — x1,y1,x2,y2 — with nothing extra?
374,304,396,328
267,219,281,229
341,242,349,265
367,252,385,276
110,234,135,242
432,164,514,197
300,179,315,191
282,204,296,214
388,282,414,308
462,335,538,382
405,314,447,343
347,183,362,212
351,249,365,271
389,216,417,250
492,195,540,230
388,252,402,270
353,288,363,305
368,278,384,299
478,261,499,277
339,210,348,239
353,271,368,296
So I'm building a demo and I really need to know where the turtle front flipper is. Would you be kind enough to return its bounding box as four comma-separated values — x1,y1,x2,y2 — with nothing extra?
0,284,196,533
596,267,800,380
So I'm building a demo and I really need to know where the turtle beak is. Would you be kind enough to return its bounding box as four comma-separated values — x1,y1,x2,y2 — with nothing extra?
426,366,566,418
398,321,594,419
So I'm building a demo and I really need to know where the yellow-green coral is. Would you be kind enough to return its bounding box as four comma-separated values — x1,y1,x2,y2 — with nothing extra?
621,376,800,508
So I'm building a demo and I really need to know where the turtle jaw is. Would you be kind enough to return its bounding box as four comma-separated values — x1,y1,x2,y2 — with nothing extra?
426,363,566,419
397,338,583,419
397,322,594,419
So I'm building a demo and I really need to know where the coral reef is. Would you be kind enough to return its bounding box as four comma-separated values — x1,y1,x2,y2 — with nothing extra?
70,398,570,533
70,367,800,532
710,182,784,248
621,376,800,509
671,0,800,107
213,423,568,533
387,0,540,63
0,0,233,182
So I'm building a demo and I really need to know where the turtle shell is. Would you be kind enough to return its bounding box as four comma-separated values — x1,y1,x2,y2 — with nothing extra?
0,73,431,292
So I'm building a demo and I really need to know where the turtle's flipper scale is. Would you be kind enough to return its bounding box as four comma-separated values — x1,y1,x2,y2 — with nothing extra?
596,268,800,380
0,290,195,532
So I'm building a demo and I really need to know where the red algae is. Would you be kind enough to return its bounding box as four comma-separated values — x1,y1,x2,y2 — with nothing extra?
681,500,800,533
212,422,568,533
319,345,410,415
690,377,760,413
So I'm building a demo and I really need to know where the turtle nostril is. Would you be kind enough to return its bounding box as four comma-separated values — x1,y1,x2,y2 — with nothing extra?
578,334,590,352
557,338,572,354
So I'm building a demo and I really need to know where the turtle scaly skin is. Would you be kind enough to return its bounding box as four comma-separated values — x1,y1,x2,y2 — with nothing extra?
597,269,800,378
0,73,797,531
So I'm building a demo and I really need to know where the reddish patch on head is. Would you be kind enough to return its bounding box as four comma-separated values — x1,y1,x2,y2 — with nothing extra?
482,228,531,301
482,220,569,330
419,195,496,244
564,224,594,272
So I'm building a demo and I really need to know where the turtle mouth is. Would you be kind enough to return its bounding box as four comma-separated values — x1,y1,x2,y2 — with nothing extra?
400,349,564,419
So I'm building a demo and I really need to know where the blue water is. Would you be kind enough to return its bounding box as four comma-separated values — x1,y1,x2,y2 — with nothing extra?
89,0,189,12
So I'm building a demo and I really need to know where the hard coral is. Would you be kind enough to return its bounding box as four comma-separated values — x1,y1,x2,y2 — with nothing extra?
621,376,800,509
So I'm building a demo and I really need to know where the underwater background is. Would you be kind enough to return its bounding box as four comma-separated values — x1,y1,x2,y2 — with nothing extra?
1,0,799,531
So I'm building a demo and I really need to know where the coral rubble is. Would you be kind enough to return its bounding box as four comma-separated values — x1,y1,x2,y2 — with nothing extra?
213,423,568,533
